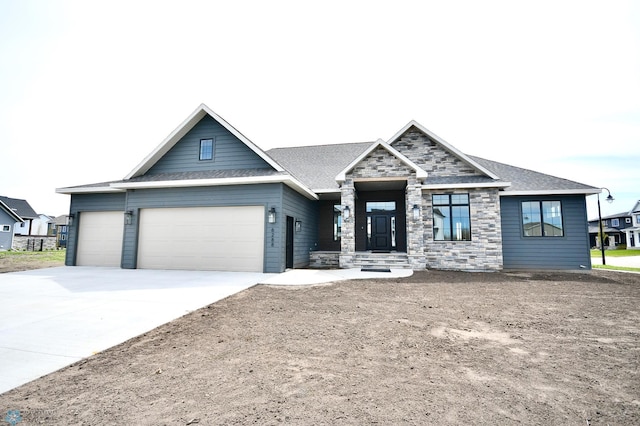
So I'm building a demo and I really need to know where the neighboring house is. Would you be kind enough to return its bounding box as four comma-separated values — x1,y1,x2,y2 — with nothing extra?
57,104,599,272
53,215,70,248
0,196,38,236
0,199,24,250
622,200,640,249
31,214,55,236
587,210,634,248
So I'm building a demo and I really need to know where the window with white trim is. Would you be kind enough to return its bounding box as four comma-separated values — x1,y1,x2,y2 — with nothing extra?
611,218,620,227
199,138,214,161
1,225,10,232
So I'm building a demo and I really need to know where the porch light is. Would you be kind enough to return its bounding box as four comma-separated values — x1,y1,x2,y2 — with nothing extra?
124,210,134,225
597,188,614,265
343,205,350,221
68,213,75,226
295,219,302,232
412,204,420,220
267,207,276,224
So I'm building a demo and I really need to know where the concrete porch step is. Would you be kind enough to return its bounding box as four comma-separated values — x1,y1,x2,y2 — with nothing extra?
353,252,412,269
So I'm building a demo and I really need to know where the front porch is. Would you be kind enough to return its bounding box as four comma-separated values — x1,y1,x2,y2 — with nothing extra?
310,251,412,270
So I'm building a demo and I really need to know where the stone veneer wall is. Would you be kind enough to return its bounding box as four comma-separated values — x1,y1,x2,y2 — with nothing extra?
422,189,503,271
12,235,58,251
310,251,340,268
393,128,483,177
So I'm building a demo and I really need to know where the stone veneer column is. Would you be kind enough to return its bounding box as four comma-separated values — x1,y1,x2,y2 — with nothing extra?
339,179,356,268
406,176,426,269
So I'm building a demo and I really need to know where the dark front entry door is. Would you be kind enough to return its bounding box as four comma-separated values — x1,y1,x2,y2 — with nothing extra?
370,214,392,251
286,216,294,268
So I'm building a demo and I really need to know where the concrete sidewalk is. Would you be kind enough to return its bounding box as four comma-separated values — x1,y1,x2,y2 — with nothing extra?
591,255,640,268
0,267,271,394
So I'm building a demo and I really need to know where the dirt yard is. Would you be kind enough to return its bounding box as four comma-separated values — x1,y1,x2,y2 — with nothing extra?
1,269,638,425
0,250,65,273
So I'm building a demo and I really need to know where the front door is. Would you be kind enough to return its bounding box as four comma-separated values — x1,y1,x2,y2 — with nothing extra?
366,201,396,252
370,215,392,251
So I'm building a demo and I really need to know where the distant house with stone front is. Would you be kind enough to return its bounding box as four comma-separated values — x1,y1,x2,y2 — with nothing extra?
57,104,599,272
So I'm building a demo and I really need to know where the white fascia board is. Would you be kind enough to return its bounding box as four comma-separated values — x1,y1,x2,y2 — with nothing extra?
335,139,428,183
0,200,24,222
110,175,319,200
499,188,601,196
55,186,124,195
421,182,512,190
125,104,284,179
388,120,501,180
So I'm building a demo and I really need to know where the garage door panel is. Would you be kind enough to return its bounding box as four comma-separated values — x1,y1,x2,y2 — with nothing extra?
137,206,264,272
76,211,124,267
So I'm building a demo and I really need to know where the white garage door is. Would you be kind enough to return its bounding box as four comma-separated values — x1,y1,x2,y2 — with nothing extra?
137,206,264,272
76,211,124,267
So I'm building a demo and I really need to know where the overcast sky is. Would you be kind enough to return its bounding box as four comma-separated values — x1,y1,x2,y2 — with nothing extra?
1,0,638,220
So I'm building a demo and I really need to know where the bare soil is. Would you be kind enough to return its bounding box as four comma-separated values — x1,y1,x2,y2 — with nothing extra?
1,269,639,425
0,250,65,273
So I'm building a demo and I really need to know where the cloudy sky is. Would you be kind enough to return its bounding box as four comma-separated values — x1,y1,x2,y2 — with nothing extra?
1,0,638,220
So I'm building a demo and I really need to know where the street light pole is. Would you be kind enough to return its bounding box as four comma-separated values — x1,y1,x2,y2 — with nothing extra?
597,188,614,266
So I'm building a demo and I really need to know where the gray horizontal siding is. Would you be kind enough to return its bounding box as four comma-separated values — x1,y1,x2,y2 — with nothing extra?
147,115,272,174
282,186,319,269
500,195,591,270
122,184,284,272
66,193,127,266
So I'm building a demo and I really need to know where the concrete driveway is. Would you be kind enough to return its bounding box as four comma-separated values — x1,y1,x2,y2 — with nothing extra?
591,254,640,268
0,267,272,394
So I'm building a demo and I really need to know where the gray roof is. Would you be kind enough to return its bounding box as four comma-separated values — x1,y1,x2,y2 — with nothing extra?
468,156,597,193
267,143,597,194
128,168,285,182
0,196,38,219
267,142,372,191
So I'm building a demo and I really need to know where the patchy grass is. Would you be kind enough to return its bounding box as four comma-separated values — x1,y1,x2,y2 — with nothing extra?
591,249,640,257
593,264,640,273
0,249,66,273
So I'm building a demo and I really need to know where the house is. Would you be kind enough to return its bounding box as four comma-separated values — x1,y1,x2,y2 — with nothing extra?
622,200,640,249
56,104,599,272
0,196,38,236
30,214,55,236
53,215,70,248
0,198,24,250
587,210,634,248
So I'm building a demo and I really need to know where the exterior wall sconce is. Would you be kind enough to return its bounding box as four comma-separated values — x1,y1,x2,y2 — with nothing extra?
412,204,420,220
68,213,75,226
267,207,276,224
124,210,134,225
295,219,302,232
343,205,351,221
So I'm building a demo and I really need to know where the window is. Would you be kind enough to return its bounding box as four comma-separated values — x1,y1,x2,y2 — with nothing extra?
333,205,342,241
199,138,214,160
626,217,632,224
1,225,10,232
611,218,620,227
432,194,471,241
521,201,563,237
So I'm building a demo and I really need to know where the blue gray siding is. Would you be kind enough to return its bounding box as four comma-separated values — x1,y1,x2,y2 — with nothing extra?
66,193,127,266
500,195,591,270
121,184,285,272
147,115,273,174
282,186,319,269
0,210,16,250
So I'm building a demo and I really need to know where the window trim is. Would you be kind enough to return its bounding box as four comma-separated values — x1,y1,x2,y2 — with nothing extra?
521,200,564,238
611,218,620,227
432,193,471,241
199,138,214,161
